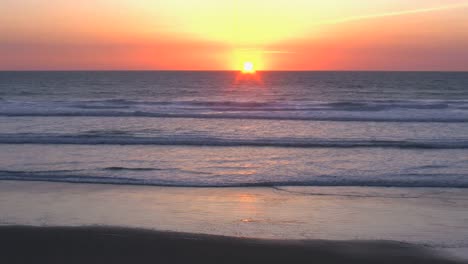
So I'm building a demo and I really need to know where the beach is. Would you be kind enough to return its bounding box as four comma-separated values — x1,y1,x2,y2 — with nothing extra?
2,0,468,262
1,225,463,264
1,181,467,263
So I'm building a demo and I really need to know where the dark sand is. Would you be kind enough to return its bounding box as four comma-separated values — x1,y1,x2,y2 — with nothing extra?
0,226,464,264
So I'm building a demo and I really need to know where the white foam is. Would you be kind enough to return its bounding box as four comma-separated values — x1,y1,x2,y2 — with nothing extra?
1,99,468,122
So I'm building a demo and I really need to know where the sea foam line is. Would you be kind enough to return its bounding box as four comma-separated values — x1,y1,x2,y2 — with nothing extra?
1,134,468,149
1,110,468,123
0,174,467,188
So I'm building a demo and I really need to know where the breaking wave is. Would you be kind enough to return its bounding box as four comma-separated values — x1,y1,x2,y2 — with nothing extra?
1,99,468,122
1,133,468,149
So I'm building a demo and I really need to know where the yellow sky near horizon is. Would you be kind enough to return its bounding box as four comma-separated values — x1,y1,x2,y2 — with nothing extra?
1,0,468,70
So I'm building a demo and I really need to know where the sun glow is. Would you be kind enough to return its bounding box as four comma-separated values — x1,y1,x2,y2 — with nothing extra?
235,62,263,85
232,49,265,72
242,62,255,73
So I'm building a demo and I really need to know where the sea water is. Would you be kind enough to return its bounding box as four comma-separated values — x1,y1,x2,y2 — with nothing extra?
1,71,468,259
1,71,467,188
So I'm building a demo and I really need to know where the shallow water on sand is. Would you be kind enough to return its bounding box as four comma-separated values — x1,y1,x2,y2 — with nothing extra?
1,181,467,259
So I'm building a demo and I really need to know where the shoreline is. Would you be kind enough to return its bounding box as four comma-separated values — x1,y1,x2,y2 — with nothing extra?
0,225,463,264
1,181,467,261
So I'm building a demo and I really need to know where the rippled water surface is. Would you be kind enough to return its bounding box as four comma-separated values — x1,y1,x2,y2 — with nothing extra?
1,71,467,187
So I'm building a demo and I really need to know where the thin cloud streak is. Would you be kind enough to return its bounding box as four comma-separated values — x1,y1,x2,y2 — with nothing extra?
262,50,296,54
321,2,468,25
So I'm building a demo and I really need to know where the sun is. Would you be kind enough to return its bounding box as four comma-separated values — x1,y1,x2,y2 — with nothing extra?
242,62,255,73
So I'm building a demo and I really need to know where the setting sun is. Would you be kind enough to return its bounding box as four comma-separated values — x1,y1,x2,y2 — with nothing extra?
2,1,468,263
242,62,255,73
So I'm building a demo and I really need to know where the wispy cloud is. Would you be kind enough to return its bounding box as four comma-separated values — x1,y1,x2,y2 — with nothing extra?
236,48,295,54
322,2,468,25
262,50,296,54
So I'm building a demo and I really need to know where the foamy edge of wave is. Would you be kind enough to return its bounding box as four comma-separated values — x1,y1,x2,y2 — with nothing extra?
1,111,468,123
1,99,468,122
1,134,468,149
1,174,467,188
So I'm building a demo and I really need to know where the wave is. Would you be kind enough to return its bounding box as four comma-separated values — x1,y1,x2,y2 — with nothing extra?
1,133,468,149
103,167,161,171
65,98,468,110
0,172,467,188
1,99,468,122
2,111,468,122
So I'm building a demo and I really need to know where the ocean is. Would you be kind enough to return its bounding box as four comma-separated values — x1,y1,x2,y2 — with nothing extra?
1,71,468,188
2,71,468,259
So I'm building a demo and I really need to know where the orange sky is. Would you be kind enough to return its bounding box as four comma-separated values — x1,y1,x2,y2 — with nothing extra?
1,0,468,70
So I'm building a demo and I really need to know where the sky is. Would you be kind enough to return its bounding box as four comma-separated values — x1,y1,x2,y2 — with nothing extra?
1,0,468,71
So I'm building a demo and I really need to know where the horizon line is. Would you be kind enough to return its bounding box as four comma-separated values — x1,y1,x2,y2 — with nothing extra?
1,70,468,73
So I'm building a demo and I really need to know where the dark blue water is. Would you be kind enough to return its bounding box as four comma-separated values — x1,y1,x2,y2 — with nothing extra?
1,71,467,187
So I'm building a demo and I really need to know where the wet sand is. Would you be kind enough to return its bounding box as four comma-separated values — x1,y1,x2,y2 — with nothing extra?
0,225,463,264
1,181,468,261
